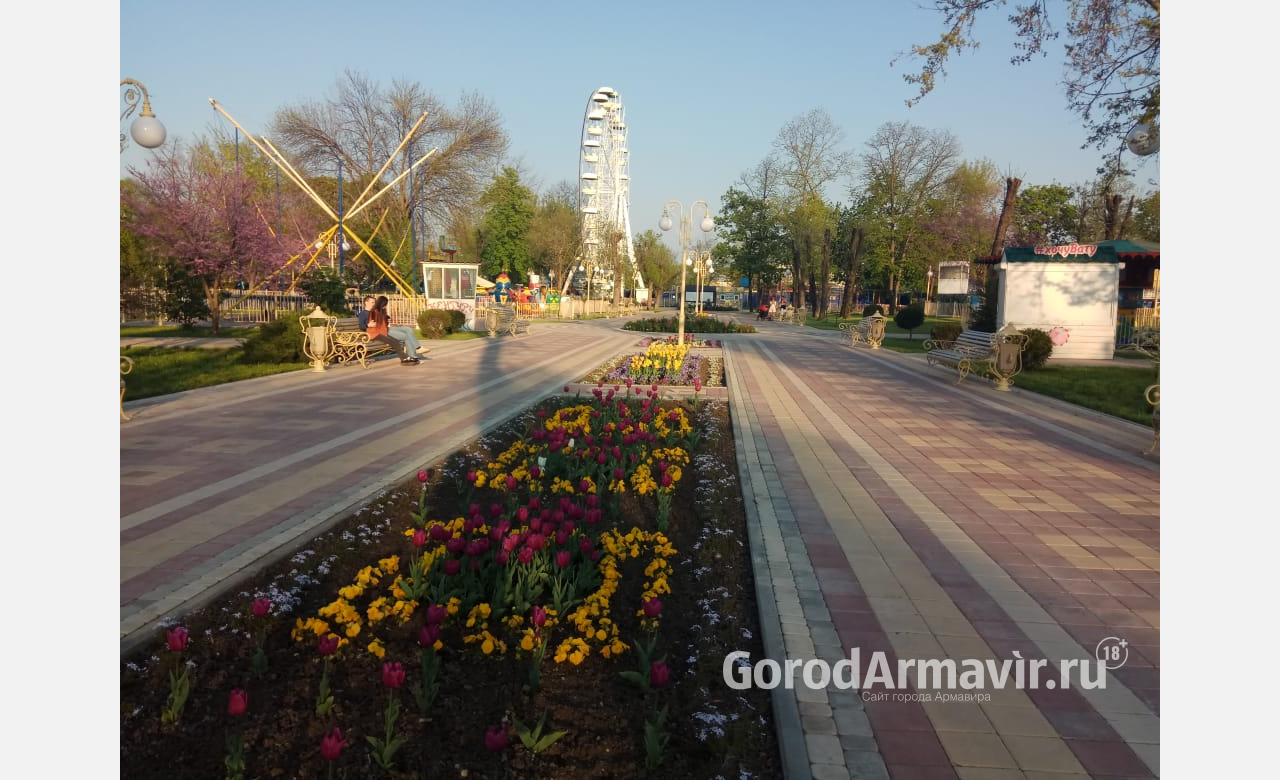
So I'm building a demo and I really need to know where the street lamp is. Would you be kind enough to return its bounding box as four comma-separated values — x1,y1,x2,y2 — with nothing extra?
659,200,714,344
315,236,351,270
926,267,934,311
690,251,714,315
120,78,166,152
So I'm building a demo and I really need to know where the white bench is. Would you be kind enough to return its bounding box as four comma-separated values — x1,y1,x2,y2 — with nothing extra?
838,314,886,349
924,324,1029,390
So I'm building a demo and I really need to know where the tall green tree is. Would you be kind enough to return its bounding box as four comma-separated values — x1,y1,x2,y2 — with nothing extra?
715,186,789,305
855,121,961,312
1011,183,1080,245
1132,191,1159,243
632,230,677,308
477,167,536,282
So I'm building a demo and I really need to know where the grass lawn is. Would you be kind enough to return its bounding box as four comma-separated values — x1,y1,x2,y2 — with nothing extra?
1013,364,1158,424
121,325,259,338
121,346,308,401
803,311,959,336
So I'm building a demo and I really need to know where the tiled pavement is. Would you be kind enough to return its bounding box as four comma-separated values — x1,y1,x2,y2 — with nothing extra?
121,314,1159,778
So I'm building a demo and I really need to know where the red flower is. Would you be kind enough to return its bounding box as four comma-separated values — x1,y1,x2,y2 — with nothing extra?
317,634,340,656
412,528,428,548
166,626,189,652
485,725,510,752
443,558,461,576
563,385,570,393
556,550,572,568
650,661,671,689
418,623,441,648
425,604,448,625
531,605,547,628
382,661,406,689
660,473,673,488
417,468,430,483
227,689,248,717
320,727,347,761
251,597,271,617
642,598,663,619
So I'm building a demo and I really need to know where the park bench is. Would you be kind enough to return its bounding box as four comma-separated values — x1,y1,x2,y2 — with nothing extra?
838,314,886,349
329,317,396,368
482,304,531,337
121,356,134,421
773,307,802,325
924,324,1029,391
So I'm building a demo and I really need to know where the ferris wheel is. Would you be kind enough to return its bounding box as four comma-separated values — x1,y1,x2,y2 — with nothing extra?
578,87,644,300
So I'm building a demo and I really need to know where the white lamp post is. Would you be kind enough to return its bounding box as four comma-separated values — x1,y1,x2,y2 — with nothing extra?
926,267,934,312
659,200,714,344
120,78,166,152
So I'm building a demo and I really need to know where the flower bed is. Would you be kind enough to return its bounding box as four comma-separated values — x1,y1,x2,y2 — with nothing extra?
120,392,779,778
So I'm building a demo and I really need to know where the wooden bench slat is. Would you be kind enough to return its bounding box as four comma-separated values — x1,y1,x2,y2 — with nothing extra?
924,326,1028,390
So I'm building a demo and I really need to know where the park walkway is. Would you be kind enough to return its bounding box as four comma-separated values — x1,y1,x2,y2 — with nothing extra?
120,314,1159,779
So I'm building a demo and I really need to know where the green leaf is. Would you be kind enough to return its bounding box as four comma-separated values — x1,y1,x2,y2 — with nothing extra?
533,730,568,753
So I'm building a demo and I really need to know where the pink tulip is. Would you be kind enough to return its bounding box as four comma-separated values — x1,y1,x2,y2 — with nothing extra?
661,473,673,488
467,470,478,484
317,634,340,656
643,598,663,619
650,661,671,689
382,661,406,689
563,385,570,393
412,528,428,548
517,547,534,565
556,550,572,568
320,727,347,761
251,597,271,617
417,468,430,483
485,725,510,752
227,688,248,717
429,524,450,542
579,478,592,493
446,537,465,554
166,626,189,652
526,533,546,551
531,605,547,628
505,475,519,490
443,559,461,576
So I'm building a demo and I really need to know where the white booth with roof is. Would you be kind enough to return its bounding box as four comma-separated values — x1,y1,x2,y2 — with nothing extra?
420,261,482,330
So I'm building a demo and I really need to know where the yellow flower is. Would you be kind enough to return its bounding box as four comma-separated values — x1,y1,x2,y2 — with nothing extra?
367,638,386,659
568,650,585,665
345,623,361,638
520,634,535,652
481,637,495,655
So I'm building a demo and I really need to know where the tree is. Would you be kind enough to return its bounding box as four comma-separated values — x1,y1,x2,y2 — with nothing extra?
714,186,789,307
855,122,961,312
1132,190,1159,243
271,70,508,280
477,167,536,281
894,302,926,339
899,1,1160,159
1011,183,1079,244
526,193,583,295
632,230,677,307
124,142,292,333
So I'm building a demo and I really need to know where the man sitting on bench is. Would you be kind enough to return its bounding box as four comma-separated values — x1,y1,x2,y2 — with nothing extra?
358,295,419,365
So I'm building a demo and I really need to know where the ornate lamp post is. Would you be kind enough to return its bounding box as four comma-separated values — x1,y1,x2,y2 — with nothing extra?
659,200,714,344
120,79,166,152
926,267,934,312
690,251,714,315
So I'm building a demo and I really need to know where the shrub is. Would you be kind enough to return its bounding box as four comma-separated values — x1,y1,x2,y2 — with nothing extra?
622,316,755,334
298,267,350,314
163,264,211,327
418,309,453,339
862,304,884,317
930,321,963,343
1020,328,1053,370
893,303,926,338
240,313,306,364
447,309,466,333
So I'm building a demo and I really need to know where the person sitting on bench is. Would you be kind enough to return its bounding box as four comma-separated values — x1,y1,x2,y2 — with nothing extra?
358,295,419,365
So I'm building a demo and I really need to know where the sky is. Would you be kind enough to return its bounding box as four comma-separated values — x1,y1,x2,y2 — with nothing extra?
117,0,1160,252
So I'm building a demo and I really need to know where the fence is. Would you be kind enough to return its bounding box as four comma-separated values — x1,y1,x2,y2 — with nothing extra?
1116,311,1160,345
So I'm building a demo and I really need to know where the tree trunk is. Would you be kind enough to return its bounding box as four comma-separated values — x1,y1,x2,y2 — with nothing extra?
790,240,804,315
1117,195,1136,239
840,227,864,318
1103,193,1123,240
819,228,831,320
990,178,1022,257
203,278,222,335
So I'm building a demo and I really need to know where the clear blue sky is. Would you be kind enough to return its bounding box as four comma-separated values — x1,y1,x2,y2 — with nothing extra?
119,0,1159,249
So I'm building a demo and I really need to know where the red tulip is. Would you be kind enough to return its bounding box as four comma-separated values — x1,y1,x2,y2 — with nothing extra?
251,597,271,617
317,634,340,656
417,468,430,483
418,623,441,648
412,528,428,548
642,598,663,619
650,661,671,689
425,604,448,625
382,661,406,689
443,558,461,576
517,547,534,565
320,727,347,761
485,725,510,752
505,475,519,490
556,551,572,569
531,605,547,628
227,688,248,717
563,385,570,393
661,473,673,488
165,626,189,652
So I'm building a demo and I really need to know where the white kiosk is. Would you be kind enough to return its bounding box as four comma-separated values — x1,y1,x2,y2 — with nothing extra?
420,260,481,330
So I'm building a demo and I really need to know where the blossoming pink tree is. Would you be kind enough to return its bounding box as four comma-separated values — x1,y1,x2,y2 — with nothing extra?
124,143,296,333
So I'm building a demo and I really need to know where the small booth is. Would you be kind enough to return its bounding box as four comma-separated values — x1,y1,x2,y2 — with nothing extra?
982,242,1126,360
421,260,481,330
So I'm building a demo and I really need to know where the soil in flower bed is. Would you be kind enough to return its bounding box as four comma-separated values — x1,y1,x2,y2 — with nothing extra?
120,397,780,779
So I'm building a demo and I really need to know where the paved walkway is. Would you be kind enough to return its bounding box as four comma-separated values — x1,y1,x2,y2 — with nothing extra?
121,315,1159,779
